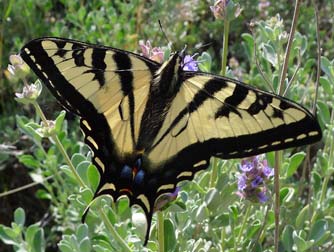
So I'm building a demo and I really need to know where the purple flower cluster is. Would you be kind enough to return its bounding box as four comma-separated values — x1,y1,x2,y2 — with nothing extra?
182,55,199,71
237,155,274,203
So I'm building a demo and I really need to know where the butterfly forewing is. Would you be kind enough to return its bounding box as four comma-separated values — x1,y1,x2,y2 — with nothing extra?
21,37,159,158
147,72,321,167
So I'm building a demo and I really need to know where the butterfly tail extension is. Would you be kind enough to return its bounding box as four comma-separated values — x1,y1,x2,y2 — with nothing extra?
143,205,154,246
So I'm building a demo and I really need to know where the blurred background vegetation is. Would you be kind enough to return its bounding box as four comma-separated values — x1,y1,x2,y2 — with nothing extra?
0,0,333,251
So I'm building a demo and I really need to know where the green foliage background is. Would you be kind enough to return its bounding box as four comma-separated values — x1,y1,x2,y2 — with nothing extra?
0,0,333,251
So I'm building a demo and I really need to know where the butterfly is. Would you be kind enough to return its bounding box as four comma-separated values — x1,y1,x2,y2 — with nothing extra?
20,37,322,245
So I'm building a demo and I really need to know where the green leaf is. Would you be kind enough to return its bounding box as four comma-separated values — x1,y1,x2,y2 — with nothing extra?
241,33,254,60
320,56,334,82
117,197,130,218
286,152,305,177
294,33,307,56
78,6,87,22
205,188,220,212
76,224,89,242
76,161,91,184
19,155,40,169
60,165,77,183
0,225,20,245
296,204,310,229
168,200,186,212
79,187,94,205
14,208,25,227
35,189,52,200
87,164,100,191
246,220,261,239
229,205,239,222
198,52,212,72
16,115,43,145
71,153,86,167
132,212,146,239
92,239,114,252
58,243,73,252
262,43,277,67
54,110,66,134
26,224,39,246
326,216,334,233
282,225,294,252
293,231,314,251
318,100,331,124
32,228,45,252
79,237,91,252
280,187,295,205
312,171,322,194
164,219,176,252
309,219,329,245
319,77,332,96
196,203,208,222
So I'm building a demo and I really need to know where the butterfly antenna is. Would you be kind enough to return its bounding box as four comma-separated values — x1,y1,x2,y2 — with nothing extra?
158,20,174,51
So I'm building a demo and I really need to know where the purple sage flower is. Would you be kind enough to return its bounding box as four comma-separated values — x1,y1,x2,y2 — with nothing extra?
236,155,273,204
182,55,199,71
237,174,247,190
257,190,268,203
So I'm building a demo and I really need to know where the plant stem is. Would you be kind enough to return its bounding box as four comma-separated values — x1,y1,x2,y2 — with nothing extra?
210,158,218,188
278,0,301,95
274,150,281,252
53,134,86,188
312,0,321,115
254,205,270,247
237,204,251,245
32,101,86,188
157,211,165,252
221,18,230,76
221,228,225,252
320,113,334,204
32,101,49,126
274,1,301,251
99,208,131,252
0,175,54,198
210,17,230,188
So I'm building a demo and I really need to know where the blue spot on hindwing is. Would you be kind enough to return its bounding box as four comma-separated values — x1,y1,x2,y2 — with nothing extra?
134,170,145,186
120,165,132,180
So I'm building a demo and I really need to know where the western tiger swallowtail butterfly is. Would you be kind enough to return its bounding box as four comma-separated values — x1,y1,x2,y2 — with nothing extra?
20,37,321,245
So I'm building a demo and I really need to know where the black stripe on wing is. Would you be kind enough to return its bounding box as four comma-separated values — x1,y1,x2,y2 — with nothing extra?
113,51,136,146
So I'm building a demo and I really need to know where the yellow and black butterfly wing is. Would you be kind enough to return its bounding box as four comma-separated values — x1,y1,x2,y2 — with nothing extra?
147,72,321,162
21,37,159,165
127,71,322,239
143,72,321,185
20,37,162,240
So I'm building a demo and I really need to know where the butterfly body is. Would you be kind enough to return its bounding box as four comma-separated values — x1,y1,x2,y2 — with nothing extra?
20,37,321,245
